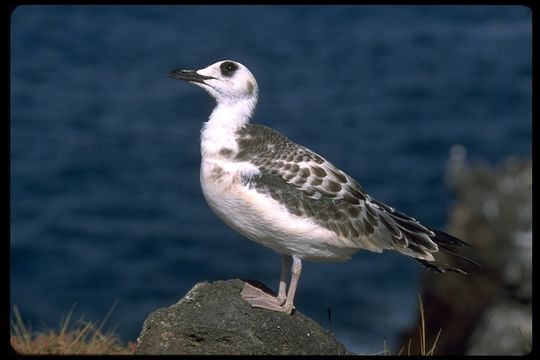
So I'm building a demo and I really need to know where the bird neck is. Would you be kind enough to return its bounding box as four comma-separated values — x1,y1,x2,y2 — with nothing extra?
200,97,257,159
209,97,257,129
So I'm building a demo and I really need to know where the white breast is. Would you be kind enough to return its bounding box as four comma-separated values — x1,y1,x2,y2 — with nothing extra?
199,158,357,262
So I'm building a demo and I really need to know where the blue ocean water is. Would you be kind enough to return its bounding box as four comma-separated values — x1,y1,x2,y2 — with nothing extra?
10,5,531,353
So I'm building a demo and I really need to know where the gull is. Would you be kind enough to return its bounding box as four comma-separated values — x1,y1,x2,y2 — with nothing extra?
166,60,475,314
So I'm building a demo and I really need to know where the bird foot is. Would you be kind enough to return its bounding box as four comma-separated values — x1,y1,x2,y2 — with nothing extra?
241,282,295,314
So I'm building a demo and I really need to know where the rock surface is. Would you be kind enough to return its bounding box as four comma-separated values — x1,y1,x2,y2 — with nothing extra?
136,279,350,355
398,149,532,355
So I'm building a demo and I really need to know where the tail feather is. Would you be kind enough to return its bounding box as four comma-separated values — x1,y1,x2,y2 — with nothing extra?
415,258,468,275
418,229,480,275
431,229,472,248
436,242,482,268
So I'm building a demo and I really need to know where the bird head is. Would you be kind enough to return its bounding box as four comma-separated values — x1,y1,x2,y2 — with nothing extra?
167,60,259,106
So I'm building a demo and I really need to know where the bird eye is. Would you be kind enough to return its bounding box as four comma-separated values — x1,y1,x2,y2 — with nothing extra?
220,61,238,77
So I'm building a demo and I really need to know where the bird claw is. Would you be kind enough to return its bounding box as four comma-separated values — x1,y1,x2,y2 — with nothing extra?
241,282,295,313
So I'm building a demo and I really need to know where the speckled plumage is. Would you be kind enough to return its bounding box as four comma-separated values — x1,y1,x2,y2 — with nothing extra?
167,59,475,314
233,123,469,268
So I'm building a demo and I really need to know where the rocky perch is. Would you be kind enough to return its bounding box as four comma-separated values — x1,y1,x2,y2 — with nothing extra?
136,279,350,355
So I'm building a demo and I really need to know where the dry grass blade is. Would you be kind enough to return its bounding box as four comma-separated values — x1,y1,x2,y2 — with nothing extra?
11,306,32,350
10,304,134,355
370,339,391,355
517,327,532,353
418,293,426,355
416,293,441,356
427,328,442,356
389,293,441,356
59,303,76,340
396,337,412,356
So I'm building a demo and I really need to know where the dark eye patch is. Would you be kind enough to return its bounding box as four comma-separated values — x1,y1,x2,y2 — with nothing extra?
220,61,238,77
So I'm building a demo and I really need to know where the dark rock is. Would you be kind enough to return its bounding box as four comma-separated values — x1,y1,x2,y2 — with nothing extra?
136,279,350,355
398,149,532,355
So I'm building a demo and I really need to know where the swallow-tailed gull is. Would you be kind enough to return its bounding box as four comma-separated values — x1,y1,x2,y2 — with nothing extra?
166,60,475,314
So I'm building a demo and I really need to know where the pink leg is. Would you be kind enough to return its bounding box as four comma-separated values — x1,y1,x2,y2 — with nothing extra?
241,255,302,314
277,255,292,305
281,256,302,314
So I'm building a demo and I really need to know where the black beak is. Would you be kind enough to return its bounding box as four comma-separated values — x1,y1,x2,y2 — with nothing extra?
166,69,215,84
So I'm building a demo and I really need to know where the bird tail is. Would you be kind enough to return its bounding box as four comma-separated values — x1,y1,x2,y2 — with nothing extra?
415,229,481,275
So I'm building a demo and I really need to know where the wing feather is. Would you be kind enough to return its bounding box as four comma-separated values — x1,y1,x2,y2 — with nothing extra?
235,124,476,272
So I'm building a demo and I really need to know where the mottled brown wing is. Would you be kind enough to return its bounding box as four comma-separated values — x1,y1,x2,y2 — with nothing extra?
235,124,446,259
